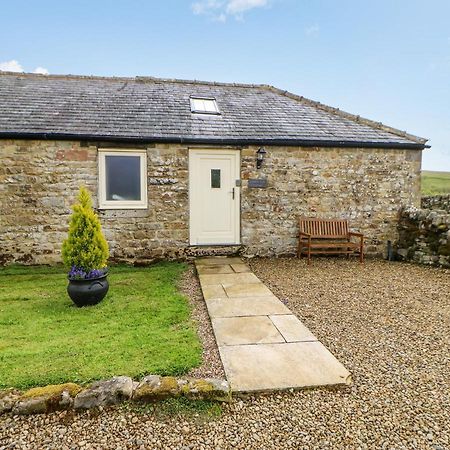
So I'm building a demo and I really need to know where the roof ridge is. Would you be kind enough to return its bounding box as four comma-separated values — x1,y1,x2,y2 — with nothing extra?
0,71,262,89
135,76,262,89
262,85,428,145
0,70,137,83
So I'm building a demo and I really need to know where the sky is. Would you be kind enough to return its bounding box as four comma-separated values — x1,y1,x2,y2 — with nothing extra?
1,0,449,170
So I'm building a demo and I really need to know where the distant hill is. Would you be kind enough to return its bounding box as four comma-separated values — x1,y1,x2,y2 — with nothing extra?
422,170,450,195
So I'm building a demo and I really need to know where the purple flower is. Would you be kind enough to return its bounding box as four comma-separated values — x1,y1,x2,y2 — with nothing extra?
68,266,108,280
86,268,108,279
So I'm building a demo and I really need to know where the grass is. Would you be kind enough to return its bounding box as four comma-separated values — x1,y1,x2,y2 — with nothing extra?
0,262,202,389
422,170,450,195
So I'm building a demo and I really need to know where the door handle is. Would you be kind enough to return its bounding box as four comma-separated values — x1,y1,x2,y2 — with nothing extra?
231,188,235,200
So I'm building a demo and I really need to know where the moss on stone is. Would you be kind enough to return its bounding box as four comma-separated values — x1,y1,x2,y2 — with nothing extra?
159,377,179,394
190,380,214,392
134,384,161,400
133,376,181,402
23,383,81,399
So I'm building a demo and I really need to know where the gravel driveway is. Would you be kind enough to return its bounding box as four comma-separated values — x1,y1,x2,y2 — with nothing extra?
1,258,449,449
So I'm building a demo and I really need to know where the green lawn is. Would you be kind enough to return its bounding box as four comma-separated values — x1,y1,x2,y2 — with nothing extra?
422,170,450,195
0,262,202,389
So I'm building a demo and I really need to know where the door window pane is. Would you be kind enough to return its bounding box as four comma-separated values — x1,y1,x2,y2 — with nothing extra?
105,155,141,201
211,169,221,188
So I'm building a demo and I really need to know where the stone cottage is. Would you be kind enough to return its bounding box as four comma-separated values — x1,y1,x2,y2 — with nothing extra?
0,72,428,265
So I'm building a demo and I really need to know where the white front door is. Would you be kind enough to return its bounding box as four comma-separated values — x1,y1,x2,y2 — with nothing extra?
189,149,240,245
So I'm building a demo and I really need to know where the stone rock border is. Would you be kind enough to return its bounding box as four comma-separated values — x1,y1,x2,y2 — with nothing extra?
397,205,450,267
0,375,230,416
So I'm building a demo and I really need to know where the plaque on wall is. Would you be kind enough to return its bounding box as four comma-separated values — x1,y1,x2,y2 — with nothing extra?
248,178,268,188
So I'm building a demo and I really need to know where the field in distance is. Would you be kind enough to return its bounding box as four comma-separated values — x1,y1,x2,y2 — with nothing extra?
421,170,450,195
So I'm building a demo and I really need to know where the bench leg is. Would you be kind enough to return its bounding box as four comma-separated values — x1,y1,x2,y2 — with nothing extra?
359,239,364,263
307,245,311,265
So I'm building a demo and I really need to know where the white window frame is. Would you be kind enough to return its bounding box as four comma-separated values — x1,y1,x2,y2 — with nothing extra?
98,149,148,209
189,96,220,114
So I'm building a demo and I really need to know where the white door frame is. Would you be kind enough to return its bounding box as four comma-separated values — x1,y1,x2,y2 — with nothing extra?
189,148,240,245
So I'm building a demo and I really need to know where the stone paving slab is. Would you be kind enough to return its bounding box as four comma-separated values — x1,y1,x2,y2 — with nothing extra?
201,284,227,300
223,283,274,298
230,264,251,273
199,272,261,286
195,256,352,393
196,265,235,275
205,296,290,318
270,314,317,342
212,316,285,346
196,257,244,266
219,342,352,392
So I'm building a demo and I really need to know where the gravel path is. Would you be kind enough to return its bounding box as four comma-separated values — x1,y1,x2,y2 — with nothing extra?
1,258,449,449
181,264,225,380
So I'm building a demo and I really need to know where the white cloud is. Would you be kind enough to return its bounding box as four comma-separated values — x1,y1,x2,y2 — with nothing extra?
192,0,269,21
0,60,49,74
226,0,268,15
192,0,222,15
33,67,49,75
216,12,227,22
305,24,320,37
0,59,24,72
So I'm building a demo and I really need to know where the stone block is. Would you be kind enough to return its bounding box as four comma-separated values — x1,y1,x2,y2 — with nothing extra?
133,375,179,401
178,378,230,402
74,376,133,410
0,389,21,414
12,383,81,415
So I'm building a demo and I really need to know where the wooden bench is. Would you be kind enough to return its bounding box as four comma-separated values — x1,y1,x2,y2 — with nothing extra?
297,218,364,264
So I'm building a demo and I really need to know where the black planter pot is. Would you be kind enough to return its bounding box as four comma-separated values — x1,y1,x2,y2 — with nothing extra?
67,275,109,307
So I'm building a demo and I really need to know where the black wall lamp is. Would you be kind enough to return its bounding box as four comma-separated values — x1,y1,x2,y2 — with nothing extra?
256,147,267,169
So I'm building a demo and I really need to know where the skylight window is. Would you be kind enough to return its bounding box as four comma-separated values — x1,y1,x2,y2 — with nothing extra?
190,97,220,114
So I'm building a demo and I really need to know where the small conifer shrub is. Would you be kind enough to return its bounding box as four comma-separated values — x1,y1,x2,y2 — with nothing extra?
62,186,109,279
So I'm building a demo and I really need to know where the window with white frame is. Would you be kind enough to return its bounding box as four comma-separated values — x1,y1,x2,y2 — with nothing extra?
98,149,147,209
190,96,220,114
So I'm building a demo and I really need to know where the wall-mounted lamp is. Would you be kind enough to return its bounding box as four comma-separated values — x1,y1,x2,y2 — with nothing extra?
256,147,267,169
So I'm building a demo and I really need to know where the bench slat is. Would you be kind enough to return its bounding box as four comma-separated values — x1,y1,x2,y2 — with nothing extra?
299,218,349,238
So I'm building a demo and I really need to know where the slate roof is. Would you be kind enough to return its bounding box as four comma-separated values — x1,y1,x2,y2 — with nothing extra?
0,72,427,148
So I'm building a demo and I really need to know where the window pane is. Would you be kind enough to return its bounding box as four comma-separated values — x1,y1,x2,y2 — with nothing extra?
192,98,203,111
204,100,217,112
105,155,141,201
211,169,221,188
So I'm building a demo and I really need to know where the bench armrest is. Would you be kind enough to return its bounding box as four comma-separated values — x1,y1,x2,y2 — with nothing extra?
348,232,364,251
299,231,311,238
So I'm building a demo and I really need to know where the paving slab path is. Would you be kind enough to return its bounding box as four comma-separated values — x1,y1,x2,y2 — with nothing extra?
195,256,352,392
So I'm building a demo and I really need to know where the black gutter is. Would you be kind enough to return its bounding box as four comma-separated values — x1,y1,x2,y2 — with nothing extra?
0,132,429,150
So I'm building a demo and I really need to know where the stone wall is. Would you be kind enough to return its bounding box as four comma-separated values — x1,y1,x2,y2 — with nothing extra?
240,145,421,256
421,195,450,211
396,203,450,268
0,140,189,265
0,139,422,265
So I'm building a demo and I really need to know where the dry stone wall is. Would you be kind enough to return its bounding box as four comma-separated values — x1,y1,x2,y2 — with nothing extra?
0,139,421,265
397,197,450,268
421,194,450,211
